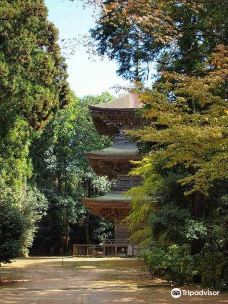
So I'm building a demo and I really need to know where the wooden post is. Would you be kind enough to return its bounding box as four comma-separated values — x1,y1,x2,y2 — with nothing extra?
115,245,118,256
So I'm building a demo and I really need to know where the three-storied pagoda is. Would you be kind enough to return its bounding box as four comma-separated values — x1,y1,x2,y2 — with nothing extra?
82,94,142,255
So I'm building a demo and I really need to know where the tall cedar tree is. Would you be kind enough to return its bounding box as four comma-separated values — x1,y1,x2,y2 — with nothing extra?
0,0,69,262
0,0,68,131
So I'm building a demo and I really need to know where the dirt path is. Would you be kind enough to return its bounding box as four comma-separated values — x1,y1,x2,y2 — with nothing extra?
0,257,227,304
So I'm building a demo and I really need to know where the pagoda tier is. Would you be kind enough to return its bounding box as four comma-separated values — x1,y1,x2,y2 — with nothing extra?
89,94,142,136
86,139,140,178
82,192,131,219
111,176,141,192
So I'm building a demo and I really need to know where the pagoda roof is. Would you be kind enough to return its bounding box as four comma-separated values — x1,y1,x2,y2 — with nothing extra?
87,192,132,203
87,142,138,159
90,94,142,111
82,192,131,219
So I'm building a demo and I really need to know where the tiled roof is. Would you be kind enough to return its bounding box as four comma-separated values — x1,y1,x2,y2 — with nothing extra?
90,94,142,110
87,142,138,158
84,192,132,203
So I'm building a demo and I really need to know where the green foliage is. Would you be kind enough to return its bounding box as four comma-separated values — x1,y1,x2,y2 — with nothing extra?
150,206,191,244
195,248,227,289
18,187,48,255
139,244,193,284
0,202,24,264
90,0,227,80
0,187,47,263
139,220,227,288
131,48,228,195
0,0,69,131
185,220,207,241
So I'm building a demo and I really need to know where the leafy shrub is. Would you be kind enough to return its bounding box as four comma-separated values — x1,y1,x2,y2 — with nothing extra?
139,246,167,277
195,249,227,289
0,186,47,263
139,244,193,284
0,203,24,264
150,206,191,244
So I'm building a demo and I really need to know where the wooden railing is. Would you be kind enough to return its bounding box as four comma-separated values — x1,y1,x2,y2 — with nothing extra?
72,239,136,257
72,244,103,257
103,239,129,245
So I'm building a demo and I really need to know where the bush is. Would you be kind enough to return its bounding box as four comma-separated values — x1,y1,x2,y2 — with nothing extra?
139,246,167,278
139,244,194,284
0,186,48,263
150,206,190,244
0,203,24,264
195,250,227,289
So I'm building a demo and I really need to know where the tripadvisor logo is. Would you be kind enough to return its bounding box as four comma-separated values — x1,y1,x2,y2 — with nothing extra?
171,288,220,298
171,288,182,298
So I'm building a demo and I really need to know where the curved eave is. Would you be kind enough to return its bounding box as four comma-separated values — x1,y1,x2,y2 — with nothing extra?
82,198,131,209
82,192,132,209
82,194,131,219
86,142,140,161
86,151,140,161
89,106,138,112
89,94,142,112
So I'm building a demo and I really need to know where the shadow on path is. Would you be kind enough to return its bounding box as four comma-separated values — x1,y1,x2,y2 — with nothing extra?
0,257,227,304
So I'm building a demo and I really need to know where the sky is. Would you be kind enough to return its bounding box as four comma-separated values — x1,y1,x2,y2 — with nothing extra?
45,0,129,97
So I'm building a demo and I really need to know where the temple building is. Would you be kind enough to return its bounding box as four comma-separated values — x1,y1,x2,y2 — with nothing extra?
82,94,142,256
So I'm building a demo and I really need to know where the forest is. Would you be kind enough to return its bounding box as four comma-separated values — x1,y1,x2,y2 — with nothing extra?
0,0,227,290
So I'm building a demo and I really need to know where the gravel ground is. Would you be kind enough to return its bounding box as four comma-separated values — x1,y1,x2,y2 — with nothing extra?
0,257,227,304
